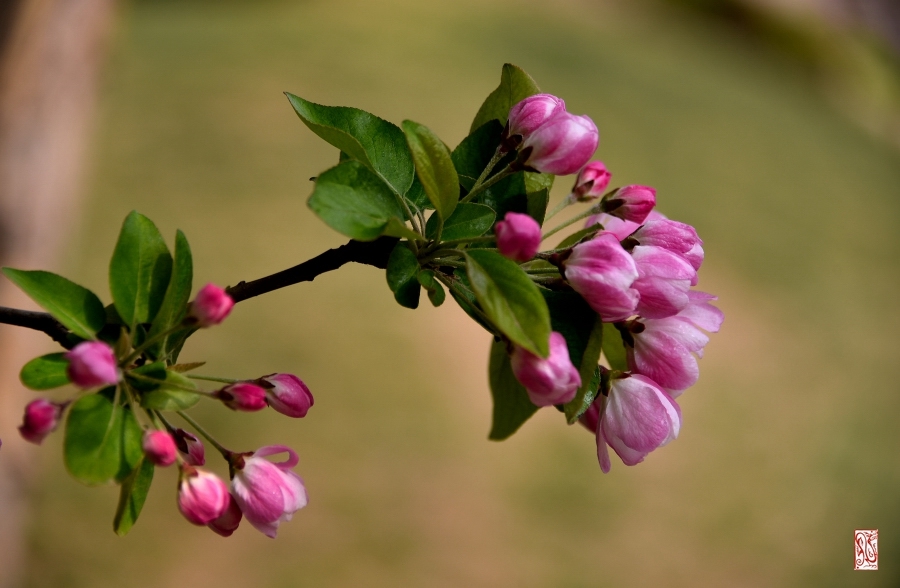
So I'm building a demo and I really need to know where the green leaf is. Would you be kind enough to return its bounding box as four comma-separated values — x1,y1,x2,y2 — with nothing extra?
113,457,154,536
127,361,167,392
464,250,551,357
564,318,604,423
448,270,495,334
405,176,431,211
478,172,528,222
109,211,173,329
309,161,409,241
526,188,550,226
556,223,602,249
402,120,459,221
451,119,505,191
383,217,425,242
147,230,193,361
470,63,541,133
524,171,554,196
488,339,538,440
117,404,144,482
286,93,414,197
602,323,629,371
417,270,446,307
2,268,105,340
385,242,420,309
131,362,201,410
20,353,70,390
64,390,125,486
425,203,495,241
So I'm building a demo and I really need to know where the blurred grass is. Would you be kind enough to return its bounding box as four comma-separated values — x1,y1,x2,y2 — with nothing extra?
16,0,900,586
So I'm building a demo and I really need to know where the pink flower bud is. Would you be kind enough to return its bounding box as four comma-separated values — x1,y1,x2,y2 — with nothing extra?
601,185,656,224
564,232,639,321
626,291,723,394
585,210,667,241
631,219,704,280
177,466,230,525
510,332,581,407
217,382,267,412
189,283,234,327
572,161,611,201
631,245,696,319
507,94,566,139
231,445,308,538
64,341,120,389
173,428,205,466
18,399,62,445
262,374,314,418
596,374,681,473
142,430,177,467
208,493,243,537
495,212,542,262
521,112,599,175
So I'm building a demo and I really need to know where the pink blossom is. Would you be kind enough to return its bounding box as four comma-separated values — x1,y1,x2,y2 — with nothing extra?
189,283,234,327
173,428,205,466
597,374,681,473
564,232,639,321
231,445,308,538
630,219,704,283
65,341,120,388
627,291,724,394
601,185,656,224
521,112,599,175
507,94,566,138
571,161,612,201
217,382,267,412
143,430,177,467
18,399,62,445
585,210,667,241
510,332,581,407
631,245,696,319
178,467,230,526
262,373,314,418
208,493,243,537
495,212,542,262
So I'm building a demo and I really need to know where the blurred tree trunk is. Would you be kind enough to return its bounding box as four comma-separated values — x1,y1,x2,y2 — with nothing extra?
0,0,115,586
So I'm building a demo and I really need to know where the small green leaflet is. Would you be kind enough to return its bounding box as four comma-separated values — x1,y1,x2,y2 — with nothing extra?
488,339,538,440
109,211,173,329
402,120,459,222
2,268,105,340
417,270,446,307
64,390,125,486
425,203,495,241
385,242,420,309
286,93,415,197
602,323,629,371
464,250,551,357
147,229,193,362
470,63,542,133
20,353,70,390
113,457,154,536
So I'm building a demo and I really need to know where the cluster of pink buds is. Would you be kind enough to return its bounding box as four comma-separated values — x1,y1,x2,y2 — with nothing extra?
504,94,599,175
214,373,314,417
500,130,721,471
176,445,307,538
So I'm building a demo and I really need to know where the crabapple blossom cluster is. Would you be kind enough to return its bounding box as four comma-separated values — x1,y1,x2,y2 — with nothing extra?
0,64,721,539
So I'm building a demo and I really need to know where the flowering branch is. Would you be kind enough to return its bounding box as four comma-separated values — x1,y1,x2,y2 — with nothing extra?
0,306,73,348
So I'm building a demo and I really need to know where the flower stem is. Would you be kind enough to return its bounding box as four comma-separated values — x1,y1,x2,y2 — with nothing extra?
544,194,576,222
120,323,190,367
177,411,231,458
187,374,240,384
460,165,513,204
541,205,601,241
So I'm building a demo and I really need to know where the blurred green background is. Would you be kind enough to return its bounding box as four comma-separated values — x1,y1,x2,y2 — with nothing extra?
20,0,900,586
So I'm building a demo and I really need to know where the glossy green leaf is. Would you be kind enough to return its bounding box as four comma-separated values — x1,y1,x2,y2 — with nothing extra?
564,319,604,423
117,404,144,482
417,270,446,307
602,323,629,371
309,161,409,241
405,175,431,211
524,171,554,197
147,230,193,361
526,188,550,226
556,223,602,249
286,93,414,196
451,119,505,191
470,64,541,133
20,353,70,390
113,457,154,536
109,211,173,328
64,390,124,486
465,250,550,357
425,203,495,241
385,242,420,309
2,268,105,340
488,339,538,440
565,366,602,424
448,270,495,334
402,120,459,221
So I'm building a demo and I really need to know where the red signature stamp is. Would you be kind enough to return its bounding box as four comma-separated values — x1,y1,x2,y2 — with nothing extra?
855,529,878,570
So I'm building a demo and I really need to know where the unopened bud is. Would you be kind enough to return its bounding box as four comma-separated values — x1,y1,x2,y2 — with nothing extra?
65,341,120,389
189,284,234,328
143,430,177,467
18,399,62,445
217,382,267,412
495,212,542,263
